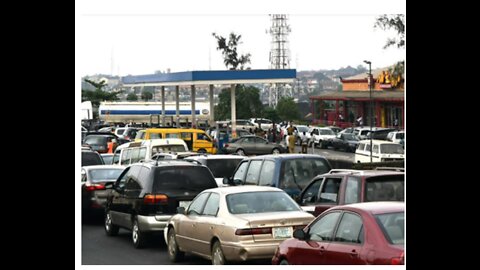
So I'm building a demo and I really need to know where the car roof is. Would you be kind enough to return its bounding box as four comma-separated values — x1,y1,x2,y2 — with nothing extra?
358,139,402,144
204,185,283,195
185,154,245,160
317,169,404,178
249,153,327,161
81,165,125,171
142,160,204,168
330,201,404,215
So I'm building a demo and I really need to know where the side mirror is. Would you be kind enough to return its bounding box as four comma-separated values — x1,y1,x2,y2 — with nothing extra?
222,177,231,185
176,207,186,215
293,228,307,240
104,182,114,189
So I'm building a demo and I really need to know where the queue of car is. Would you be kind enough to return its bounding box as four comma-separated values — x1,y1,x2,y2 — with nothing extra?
81,123,405,265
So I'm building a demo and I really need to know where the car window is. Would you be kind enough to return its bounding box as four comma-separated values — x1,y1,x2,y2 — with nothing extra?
280,158,331,190
202,193,220,216
365,175,404,201
152,166,217,193
375,211,404,245
372,144,379,154
259,160,275,186
88,168,124,183
300,178,323,205
334,212,363,244
187,192,210,216
308,211,341,241
380,144,404,154
345,177,361,204
245,160,263,185
206,158,243,179
233,161,248,182
115,167,130,191
318,178,342,203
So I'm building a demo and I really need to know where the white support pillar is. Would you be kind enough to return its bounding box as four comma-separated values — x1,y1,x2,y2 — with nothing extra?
161,86,166,126
175,85,180,127
231,84,236,138
209,84,215,127
191,85,196,128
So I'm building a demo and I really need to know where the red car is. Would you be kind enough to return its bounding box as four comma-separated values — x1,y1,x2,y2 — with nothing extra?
272,202,404,265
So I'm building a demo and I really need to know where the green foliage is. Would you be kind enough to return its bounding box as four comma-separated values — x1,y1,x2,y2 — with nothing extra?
375,14,405,49
212,32,251,70
276,97,300,121
262,107,280,123
126,93,138,101
141,90,153,101
214,85,263,120
81,79,122,107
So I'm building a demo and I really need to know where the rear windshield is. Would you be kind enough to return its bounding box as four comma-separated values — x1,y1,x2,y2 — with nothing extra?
152,166,217,192
380,144,404,154
280,158,331,190
207,159,243,178
375,211,404,245
84,136,107,145
365,175,404,201
88,168,124,182
82,152,104,166
226,191,300,214
396,133,404,139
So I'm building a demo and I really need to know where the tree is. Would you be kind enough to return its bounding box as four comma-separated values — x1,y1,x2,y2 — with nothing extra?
214,85,263,120
375,14,405,49
141,90,153,101
126,93,138,101
276,97,300,121
262,107,280,123
212,32,251,70
82,79,122,107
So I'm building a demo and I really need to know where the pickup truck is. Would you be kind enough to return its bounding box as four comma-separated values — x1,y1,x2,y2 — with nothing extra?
297,169,404,216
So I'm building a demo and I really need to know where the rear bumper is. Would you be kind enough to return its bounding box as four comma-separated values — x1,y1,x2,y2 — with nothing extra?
137,215,172,232
221,241,281,261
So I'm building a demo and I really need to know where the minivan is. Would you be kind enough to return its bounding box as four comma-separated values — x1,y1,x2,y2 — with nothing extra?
355,140,404,163
140,128,217,154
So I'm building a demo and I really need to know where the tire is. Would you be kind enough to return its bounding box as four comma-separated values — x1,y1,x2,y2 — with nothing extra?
168,228,184,262
236,149,245,156
197,148,207,154
272,148,281,154
280,259,289,265
104,210,119,236
211,241,227,265
132,218,147,248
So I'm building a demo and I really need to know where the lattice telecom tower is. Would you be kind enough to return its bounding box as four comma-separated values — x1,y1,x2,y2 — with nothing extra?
268,14,291,107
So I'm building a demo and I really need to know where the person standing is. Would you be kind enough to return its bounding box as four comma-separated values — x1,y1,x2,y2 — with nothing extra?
287,123,296,153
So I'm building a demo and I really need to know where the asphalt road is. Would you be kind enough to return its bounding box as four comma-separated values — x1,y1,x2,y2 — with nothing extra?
82,217,271,265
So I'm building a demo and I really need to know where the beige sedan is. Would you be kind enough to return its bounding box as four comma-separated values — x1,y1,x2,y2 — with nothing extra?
164,186,314,264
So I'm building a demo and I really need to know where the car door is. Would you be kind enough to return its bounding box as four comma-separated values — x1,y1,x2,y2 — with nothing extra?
241,137,257,154
289,211,341,264
254,137,271,154
108,167,130,227
323,212,365,264
176,192,210,252
192,192,221,257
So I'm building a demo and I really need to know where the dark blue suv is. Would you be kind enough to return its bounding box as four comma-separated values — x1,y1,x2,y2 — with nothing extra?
224,154,331,200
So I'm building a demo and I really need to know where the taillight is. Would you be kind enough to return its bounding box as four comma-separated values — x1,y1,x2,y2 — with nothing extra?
391,252,404,265
143,194,168,204
224,144,229,148
85,183,105,191
235,227,272,235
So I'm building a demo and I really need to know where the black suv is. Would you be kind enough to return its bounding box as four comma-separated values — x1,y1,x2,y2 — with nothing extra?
104,160,218,248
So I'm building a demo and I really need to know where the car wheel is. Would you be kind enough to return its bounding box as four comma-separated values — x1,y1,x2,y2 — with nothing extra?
197,148,207,154
104,210,119,236
280,259,289,265
132,218,147,248
168,228,184,262
236,149,245,156
272,148,281,154
212,241,227,265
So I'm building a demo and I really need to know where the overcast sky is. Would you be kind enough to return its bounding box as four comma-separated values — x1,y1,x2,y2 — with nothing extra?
76,0,406,76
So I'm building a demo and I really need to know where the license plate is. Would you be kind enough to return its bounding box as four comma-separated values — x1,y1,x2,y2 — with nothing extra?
272,227,293,239
179,201,191,208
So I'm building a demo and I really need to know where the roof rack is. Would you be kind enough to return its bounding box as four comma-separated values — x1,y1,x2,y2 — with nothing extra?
328,169,364,174
374,167,405,172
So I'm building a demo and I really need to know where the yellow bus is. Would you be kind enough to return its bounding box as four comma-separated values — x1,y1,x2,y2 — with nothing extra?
137,128,217,154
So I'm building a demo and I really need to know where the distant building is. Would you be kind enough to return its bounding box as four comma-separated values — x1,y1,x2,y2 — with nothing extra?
309,66,404,129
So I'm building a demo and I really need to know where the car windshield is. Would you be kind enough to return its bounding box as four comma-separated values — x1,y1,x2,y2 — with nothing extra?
365,175,404,201
88,168,124,182
380,144,404,154
375,211,404,245
207,158,243,178
226,191,301,214
320,129,335,135
84,136,107,145
343,134,357,140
